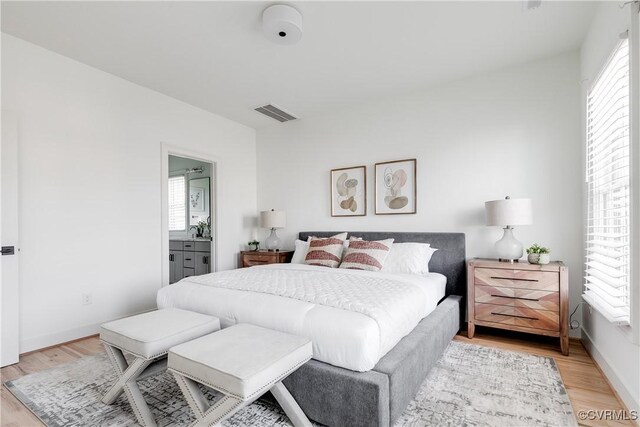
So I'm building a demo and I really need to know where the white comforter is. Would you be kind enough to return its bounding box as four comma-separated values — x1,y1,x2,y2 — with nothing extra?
157,264,445,372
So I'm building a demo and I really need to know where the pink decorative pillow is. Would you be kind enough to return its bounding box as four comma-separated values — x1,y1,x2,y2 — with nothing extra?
305,237,345,268
339,238,394,271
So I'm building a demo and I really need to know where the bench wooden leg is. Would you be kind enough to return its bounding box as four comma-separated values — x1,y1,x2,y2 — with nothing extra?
102,343,157,427
271,382,312,427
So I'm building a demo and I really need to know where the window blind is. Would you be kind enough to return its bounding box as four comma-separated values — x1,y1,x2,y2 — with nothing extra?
584,38,631,325
169,175,186,231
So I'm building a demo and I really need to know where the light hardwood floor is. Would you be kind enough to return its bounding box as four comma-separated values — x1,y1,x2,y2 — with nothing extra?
0,330,635,427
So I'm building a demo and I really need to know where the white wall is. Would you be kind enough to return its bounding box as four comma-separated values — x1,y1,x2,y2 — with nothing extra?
1,34,257,352
580,2,640,413
257,52,583,337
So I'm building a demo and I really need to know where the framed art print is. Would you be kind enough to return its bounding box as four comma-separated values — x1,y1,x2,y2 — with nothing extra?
375,159,417,215
331,166,366,216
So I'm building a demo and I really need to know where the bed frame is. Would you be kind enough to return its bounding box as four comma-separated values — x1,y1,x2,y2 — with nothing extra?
281,231,466,427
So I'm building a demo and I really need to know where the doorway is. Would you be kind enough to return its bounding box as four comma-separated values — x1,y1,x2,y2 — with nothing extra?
161,146,217,287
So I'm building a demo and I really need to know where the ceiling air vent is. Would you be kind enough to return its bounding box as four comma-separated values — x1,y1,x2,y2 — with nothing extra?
254,104,297,123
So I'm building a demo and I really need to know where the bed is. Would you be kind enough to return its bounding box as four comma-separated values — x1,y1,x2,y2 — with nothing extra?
157,231,466,427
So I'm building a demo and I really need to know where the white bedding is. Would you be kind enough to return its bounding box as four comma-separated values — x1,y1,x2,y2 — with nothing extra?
156,264,446,372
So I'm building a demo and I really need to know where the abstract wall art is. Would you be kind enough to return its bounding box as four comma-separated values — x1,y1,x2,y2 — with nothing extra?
190,186,205,213
375,159,417,215
331,166,366,216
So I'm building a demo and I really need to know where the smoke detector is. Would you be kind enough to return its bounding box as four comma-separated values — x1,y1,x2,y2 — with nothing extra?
262,4,303,45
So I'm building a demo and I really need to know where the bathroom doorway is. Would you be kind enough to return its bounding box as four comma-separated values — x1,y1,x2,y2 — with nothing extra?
161,147,217,286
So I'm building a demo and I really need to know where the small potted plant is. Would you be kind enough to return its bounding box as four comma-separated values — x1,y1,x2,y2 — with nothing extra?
526,244,551,265
190,221,209,238
248,240,260,251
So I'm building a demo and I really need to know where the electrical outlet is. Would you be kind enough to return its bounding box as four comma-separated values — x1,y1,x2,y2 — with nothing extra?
82,293,93,306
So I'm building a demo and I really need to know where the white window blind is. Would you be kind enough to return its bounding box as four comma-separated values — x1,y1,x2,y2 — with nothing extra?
169,175,186,231
584,38,631,326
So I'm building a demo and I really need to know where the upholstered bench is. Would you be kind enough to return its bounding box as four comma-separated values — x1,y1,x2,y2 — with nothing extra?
100,308,221,427
168,323,313,427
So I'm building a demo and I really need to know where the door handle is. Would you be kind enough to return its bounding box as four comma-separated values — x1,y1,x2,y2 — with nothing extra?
203,256,208,265
2,246,15,256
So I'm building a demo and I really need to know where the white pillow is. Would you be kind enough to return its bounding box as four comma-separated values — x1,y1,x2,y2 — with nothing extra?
381,242,437,275
291,239,310,264
292,233,348,264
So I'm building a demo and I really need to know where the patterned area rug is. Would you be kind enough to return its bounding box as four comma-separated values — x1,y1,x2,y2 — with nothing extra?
4,341,576,427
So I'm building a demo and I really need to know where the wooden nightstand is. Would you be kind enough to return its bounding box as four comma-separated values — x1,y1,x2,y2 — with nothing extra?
467,258,569,356
240,250,293,268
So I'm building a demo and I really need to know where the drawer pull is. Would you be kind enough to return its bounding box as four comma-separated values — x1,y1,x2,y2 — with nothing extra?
491,276,539,282
491,312,539,321
490,294,539,302
250,260,268,264
185,258,192,261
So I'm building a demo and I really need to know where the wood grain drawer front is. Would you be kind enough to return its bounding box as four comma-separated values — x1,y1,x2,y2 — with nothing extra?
243,255,275,267
474,268,559,291
475,285,559,311
475,303,559,331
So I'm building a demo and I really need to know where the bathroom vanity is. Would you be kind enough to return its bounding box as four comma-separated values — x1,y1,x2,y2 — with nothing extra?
169,239,212,284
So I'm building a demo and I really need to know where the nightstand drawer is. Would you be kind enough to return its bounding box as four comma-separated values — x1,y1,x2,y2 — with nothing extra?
475,285,559,311
474,267,559,291
475,303,559,331
243,254,276,267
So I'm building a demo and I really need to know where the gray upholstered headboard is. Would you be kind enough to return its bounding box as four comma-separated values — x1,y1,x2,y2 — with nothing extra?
298,231,466,298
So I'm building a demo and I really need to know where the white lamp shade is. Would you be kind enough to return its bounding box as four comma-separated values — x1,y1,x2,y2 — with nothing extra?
260,210,286,229
485,198,533,226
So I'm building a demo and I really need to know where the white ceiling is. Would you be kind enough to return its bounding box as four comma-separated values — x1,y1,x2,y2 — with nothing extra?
1,1,596,129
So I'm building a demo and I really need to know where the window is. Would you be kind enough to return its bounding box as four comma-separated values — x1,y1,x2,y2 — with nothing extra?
168,175,186,231
584,39,631,325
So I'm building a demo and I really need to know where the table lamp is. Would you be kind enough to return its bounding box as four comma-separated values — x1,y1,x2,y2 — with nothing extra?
485,196,533,262
260,209,286,251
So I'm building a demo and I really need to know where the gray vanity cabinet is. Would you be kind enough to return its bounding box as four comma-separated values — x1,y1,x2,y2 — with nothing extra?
169,250,184,284
169,240,211,284
195,252,211,276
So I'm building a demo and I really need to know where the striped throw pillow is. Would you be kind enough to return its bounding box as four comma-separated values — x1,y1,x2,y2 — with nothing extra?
339,238,394,271
305,237,345,268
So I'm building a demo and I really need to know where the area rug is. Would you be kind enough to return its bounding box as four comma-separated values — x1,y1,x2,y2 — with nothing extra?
4,341,576,427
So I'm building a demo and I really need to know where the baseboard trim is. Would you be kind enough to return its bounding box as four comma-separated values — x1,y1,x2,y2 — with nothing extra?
581,328,640,417
19,308,156,354
20,334,99,357
20,323,101,354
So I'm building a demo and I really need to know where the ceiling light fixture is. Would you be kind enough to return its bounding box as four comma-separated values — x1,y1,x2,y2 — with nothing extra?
262,4,303,45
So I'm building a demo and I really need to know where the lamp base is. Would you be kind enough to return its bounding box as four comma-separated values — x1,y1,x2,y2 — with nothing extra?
498,258,521,263
265,228,281,251
494,226,523,262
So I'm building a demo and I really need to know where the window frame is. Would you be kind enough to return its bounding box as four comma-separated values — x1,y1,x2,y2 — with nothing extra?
583,37,633,327
168,173,188,232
